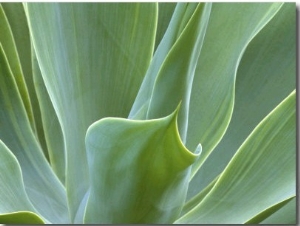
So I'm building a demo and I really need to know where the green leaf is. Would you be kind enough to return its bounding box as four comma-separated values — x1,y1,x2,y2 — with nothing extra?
1,3,50,159
84,106,200,224
154,3,176,50
245,196,296,224
26,3,157,222
259,196,296,224
187,2,296,198
130,3,212,144
0,211,44,224
32,48,66,184
176,90,296,224
186,3,283,177
0,44,68,223
181,176,219,216
129,3,201,121
0,140,37,214
0,4,35,131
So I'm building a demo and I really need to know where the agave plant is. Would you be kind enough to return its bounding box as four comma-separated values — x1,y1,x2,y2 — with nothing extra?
0,2,296,224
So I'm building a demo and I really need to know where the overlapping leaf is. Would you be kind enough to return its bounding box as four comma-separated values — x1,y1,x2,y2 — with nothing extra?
32,49,66,184
84,107,200,224
0,141,37,215
185,3,283,177
177,91,296,224
154,3,176,50
0,2,295,224
26,3,157,222
187,2,296,198
258,197,296,224
130,3,211,144
1,3,49,159
245,196,296,224
0,4,34,130
0,45,68,223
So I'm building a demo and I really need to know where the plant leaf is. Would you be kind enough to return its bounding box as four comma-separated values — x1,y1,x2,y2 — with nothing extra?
259,196,296,224
129,3,201,121
84,107,200,224
0,211,44,224
26,3,157,222
181,176,219,216
187,2,296,198
1,3,49,159
186,3,283,177
154,3,176,50
130,3,212,144
0,44,68,223
1,2,49,158
32,48,66,184
245,196,296,224
0,140,36,214
176,90,296,224
0,4,35,131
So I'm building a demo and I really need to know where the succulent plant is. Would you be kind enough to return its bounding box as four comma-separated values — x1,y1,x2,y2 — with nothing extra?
0,2,296,224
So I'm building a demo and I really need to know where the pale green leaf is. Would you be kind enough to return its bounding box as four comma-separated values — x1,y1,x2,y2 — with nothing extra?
181,176,219,216
0,45,68,223
1,3,49,159
155,3,176,50
130,3,211,144
0,140,37,214
84,107,200,224
245,196,296,224
187,2,295,198
0,211,44,224
259,196,296,224
32,48,66,184
129,3,200,120
0,4,35,130
186,3,283,177
176,90,296,224
26,3,157,222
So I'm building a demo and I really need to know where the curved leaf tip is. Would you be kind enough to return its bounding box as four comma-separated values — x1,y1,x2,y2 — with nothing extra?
0,211,45,224
84,106,199,223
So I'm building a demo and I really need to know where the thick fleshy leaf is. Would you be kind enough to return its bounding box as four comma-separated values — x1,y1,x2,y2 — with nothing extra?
1,3,49,158
154,3,176,50
0,211,44,224
84,107,200,224
186,3,283,177
129,3,202,121
181,176,219,217
32,49,66,184
176,91,296,224
0,4,34,130
130,3,211,144
26,3,157,222
245,196,296,224
0,45,68,223
187,2,296,198
259,196,296,224
0,140,37,214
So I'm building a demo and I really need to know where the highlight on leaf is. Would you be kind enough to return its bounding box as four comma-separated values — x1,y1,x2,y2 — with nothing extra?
0,2,296,224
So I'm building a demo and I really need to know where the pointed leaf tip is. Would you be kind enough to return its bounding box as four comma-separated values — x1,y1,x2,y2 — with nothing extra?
84,109,199,224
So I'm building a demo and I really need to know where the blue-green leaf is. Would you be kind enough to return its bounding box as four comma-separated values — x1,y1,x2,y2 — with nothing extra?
26,3,157,222
177,90,296,224
130,3,211,144
84,107,200,223
188,2,296,197
186,3,283,177
0,44,68,223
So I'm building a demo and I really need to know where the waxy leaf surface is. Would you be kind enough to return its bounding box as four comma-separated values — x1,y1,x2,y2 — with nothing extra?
84,108,199,224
